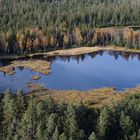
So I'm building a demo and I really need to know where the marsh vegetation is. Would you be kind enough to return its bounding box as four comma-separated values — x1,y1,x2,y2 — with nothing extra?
0,0,140,139
1,51,140,92
0,90,140,140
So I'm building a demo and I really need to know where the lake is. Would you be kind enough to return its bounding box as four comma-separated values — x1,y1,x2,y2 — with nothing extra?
1,50,140,93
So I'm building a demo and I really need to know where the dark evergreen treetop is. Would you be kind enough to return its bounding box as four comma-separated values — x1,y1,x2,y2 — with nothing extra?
0,0,139,32
0,90,140,140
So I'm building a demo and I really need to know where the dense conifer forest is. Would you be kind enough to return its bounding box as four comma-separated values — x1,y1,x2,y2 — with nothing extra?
0,0,140,55
0,0,140,31
1,1,140,139
0,90,140,140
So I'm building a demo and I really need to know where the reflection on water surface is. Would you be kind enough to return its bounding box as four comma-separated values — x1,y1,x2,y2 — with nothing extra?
1,50,140,93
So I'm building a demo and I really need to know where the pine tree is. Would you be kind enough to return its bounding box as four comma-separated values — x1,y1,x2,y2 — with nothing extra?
65,104,84,140
16,89,26,119
46,113,58,138
45,96,56,114
2,89,17,139
36,101,48,140
36,122,46,140
120,111,135,139
97,107,110,139
20,96,38,140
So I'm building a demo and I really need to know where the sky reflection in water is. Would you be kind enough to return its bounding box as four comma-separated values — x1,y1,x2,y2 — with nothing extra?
0,51,140,93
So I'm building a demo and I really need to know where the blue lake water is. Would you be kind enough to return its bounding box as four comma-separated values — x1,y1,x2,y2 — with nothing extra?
1,51,140,93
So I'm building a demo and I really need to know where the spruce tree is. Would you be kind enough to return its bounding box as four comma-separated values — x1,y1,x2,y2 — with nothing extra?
120,111,135,139
16,89,26,119
2,89,17,139
65,104,84,140
97,107,110,139
20,96,38,140
46,113,58,138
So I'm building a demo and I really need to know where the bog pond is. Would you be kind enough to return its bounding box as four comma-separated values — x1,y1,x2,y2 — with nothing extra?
1,50,140,93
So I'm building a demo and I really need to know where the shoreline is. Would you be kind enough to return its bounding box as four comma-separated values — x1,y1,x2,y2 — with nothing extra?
28,84,140,108
0,60,51,75
1,45,140,108
1,46,140,60
1,45,139,75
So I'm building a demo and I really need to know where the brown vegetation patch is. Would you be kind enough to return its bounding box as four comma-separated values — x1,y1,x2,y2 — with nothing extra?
32,75,41,80
29,87,123,108
0,60,51,75
28,85,140,108
27,83,46,91
45,46,140,57
0,65,15,75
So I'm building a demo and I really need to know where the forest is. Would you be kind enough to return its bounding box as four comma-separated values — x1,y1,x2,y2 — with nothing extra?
0,0,140,139
0,0,140,55
0,89,140,140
